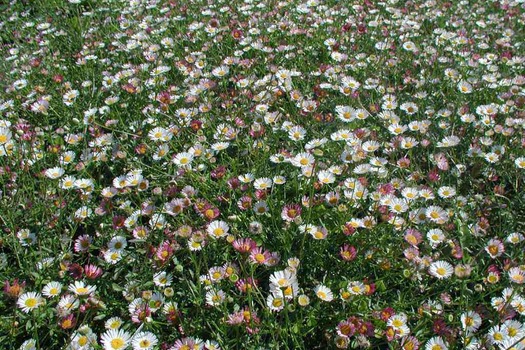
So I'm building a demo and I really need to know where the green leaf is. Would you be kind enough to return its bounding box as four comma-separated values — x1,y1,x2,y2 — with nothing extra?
112,283,123,292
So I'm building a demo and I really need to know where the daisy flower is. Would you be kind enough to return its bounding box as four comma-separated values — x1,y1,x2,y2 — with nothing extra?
132,332,158,350
508,267,525,284
310,226,328,240
401,187,419,201
153,271,172,287
347,281,366,296
511,296,525,315
60,175,77,190
42,281,63,298
68,281,96,297
429,261,454,279
101,329,132,350
0,127,13,145
427,229,446,247
169,337,204,350
148,127,172,142
314,285,333,302
515,157,525,169
425,206,449,224
437,186,456,199
425,336,448,350
507,232,524,244
267,294,285,312
205,289,226,306
173,152,194,167
298,294,310,307
292,152,315,168
70,326,97,349
238,173,255,183
253,177,272,190
484,152,500,163
211,142,230,151
273,175,286,185
204,340,220,350
487,325,506,345
45,167,65,179
74,206,93,220
362,140,380,152
457,80,473,93
105,316,123,330
269,269,297,289
437,135,460,148
17,292,44,313
108,236,127,252
317,170,335,184
389,198,409,214
19,339,37,350
207,220,229,239
335,105,355,122
460,311,482,333
485,238,505,258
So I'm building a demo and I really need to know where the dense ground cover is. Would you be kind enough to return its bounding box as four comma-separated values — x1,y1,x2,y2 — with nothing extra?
1,0,524,349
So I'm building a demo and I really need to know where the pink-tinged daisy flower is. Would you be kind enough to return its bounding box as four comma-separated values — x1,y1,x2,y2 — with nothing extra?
74,235,93,253
485,238,505,258
84,264,103,280
340,244,357,261
508,267,525,284
404,229,422,246
337,319,356,338
249,247,272,265
281,203,302,222
169,336,203,350
232,238,257,253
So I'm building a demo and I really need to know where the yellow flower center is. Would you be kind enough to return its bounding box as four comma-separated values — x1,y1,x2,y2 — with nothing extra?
110,338,124,349
78,336,88,346
76,287,88,294
25,298,38,308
